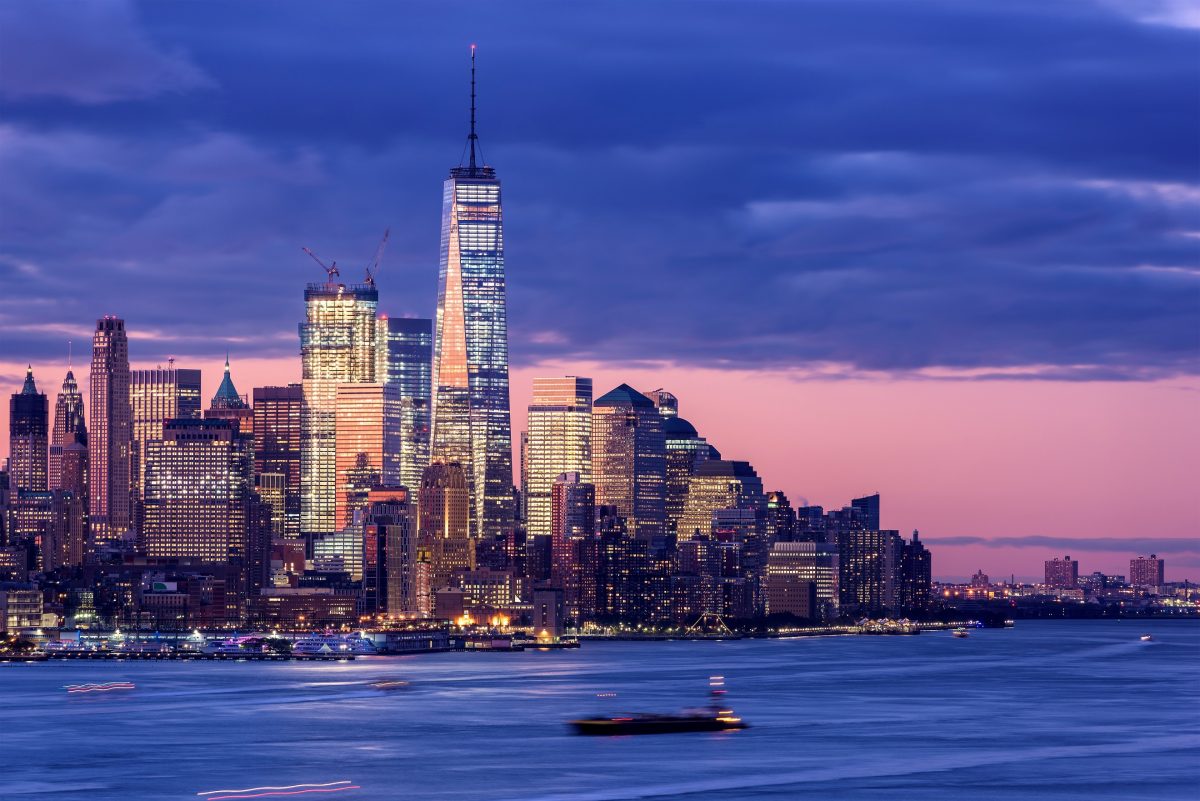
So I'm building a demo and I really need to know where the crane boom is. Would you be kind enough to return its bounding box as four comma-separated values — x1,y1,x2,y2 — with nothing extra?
302,246,340,282
364,228,390,287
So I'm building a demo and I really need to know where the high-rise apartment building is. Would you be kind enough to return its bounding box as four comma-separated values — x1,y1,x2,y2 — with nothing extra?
377,316,433,490
9,367,48,493
838,529,901,615
130,365,202,506
430,50,514,541
550,472,595,615
898,530,931,612
49,367,86,490
334,383,400,529
1129,555,1164,589
89,316,132,547
1044,555,1079,589
253,384,303,538
525,377,592,538
591,384,666,539
300,278,378,535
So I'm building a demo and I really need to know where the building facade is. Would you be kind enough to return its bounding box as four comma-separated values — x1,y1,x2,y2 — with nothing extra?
334,383,400,529
130,366,202,508
591,384,666,540
253,384,303,538
525,377,592,539
89,316,132,548
300,281,378,535
1129,555,1164,589
377,316,433,491
9,367,48,493
1044,555,1079,589
49,368,86,491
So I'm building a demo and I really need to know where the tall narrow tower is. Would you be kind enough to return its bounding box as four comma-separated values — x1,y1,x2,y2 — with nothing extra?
89,316,132,547
49,359,86,490
300,270,378,536
431,46,514,540
9,366,48,493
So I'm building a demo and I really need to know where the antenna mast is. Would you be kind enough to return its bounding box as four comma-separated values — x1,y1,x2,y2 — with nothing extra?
468,44,478,172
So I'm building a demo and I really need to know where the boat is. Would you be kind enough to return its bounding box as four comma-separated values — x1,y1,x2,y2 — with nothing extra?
1140,634,1153,642
570,676,748,736
952,628,970,638
292,632,376,656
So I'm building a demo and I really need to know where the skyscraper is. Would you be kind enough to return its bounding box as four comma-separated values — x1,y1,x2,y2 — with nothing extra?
130,365,202,506
300,276,378,536
898,530,931,613
9,367,48,493
361,486,417,617
676,460,765,542
334,383,400,529
591,384,666,540
89,316,132,547
49,366,85,490
430,47,514,541
377,316,433,490
851,493,880,530
253,384,303,538
525,377,592,538
205,357,254,435
838,528,901,615
417,461,472,591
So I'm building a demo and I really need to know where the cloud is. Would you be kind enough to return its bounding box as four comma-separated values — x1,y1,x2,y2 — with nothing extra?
0,1,212,104
925,535,1199,553
0,0,1197,379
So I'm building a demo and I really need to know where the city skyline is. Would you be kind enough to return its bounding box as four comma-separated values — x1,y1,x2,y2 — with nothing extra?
0,2,1197,581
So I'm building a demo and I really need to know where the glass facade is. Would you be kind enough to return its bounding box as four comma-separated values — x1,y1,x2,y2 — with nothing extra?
253,384,303,538
377,316,432,491
130,367,202,507
525,377,592,538
300,282,378,535
677,460,765,541
591,384,666,540
431,164,514,541
333,382,401,530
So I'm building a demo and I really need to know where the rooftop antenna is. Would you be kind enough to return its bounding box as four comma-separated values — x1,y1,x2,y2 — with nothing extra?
365,228,390,287
302,246,340,282
468,44,478,172
67,340,72,371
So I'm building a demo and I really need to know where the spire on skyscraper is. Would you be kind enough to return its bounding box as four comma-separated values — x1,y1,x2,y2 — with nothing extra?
468,43,479,173
21,365,37,395
211,354,248,410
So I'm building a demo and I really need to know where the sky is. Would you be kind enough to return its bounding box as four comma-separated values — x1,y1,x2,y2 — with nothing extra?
0,0,1197,580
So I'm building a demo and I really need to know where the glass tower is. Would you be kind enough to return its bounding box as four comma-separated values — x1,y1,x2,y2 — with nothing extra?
9,367,48,493
525,377,592,538
377,316,433,491
89,316,132,547
431,48,514,540
300,280,378,535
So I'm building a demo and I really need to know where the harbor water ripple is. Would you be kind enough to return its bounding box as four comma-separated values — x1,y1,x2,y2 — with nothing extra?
2,620,1197,800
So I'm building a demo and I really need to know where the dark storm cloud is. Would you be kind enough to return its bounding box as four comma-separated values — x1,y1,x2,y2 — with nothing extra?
0,0,1197,374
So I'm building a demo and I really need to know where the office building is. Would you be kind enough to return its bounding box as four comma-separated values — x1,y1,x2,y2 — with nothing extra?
253,384,303,538
418,461,473,591
334,383,401,530
49,366,86,491
591,384,666,540
662,412,717,536
898,530,931,613
205,357,253,435
9,367,48,493
130,365,202,509
851,493,880,530
361,487,417,616
89,316,132,547
300,276,378,536
430,50,514,541
677,460,765,541
525,377,592,538
377,316,433,490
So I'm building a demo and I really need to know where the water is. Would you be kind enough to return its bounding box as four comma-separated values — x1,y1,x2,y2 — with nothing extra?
3,620,1197,800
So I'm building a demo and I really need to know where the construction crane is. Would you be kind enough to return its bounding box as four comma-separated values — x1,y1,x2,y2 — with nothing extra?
364,228,390,287
302,246,339,282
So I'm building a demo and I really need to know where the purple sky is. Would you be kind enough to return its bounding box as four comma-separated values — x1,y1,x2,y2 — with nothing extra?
1,1,1197,579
